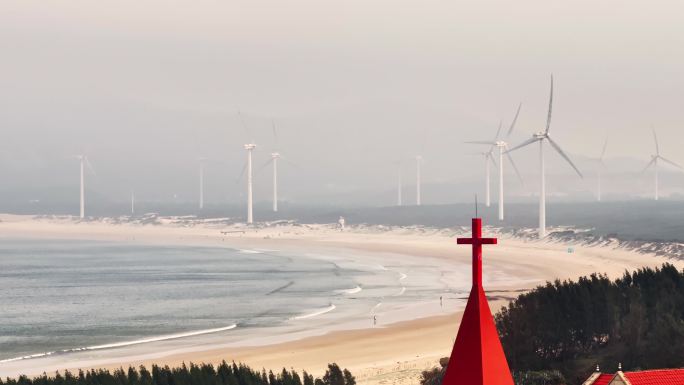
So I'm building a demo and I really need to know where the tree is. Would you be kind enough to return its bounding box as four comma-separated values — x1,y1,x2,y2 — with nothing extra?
321,364,344,385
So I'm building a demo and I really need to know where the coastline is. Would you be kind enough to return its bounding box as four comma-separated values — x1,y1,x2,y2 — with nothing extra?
1,214,683,385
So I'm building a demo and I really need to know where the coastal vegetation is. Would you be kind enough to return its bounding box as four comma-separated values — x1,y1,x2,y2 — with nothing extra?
0,362,355,385
495,263,684,384
421,264,684,385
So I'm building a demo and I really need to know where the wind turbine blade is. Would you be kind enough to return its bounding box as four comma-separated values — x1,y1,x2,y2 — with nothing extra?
272,120,278,147
235,161,248,184
505,148,524,184
488,153,498,168
464,141,497,145
85,157,96,176
640,157,657,174
494,121,502,142
279,156,301,169
659,156,684,170
238,109,248,133
600,137,608,161
254,159,274,176
652,129,660,155
545,75,553,134
547,136,583,178
504,137,537,154
238,109,254,143
506,103,522,138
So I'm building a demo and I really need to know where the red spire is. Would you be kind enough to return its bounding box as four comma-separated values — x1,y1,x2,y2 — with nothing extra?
442,218,514,385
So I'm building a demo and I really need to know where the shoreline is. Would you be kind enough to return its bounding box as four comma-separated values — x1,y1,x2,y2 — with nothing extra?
2,214,683,385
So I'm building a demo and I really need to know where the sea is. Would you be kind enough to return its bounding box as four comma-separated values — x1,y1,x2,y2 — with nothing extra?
0,238,472,365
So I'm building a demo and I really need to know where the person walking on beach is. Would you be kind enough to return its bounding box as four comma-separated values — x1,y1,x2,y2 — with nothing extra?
373,315,377,326
338,216,346,231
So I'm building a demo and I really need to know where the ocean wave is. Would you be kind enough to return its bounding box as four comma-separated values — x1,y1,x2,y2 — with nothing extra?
371,302,383,313
335,286,362,295
0,324,237,364
291,304,336,320
238,249,263,254
399,273,407,281
396,287,406,296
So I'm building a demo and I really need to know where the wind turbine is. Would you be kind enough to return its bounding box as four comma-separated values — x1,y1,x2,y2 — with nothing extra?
642,129,682,201
506,75,582,238
75,155,95,219
243,143,256,223
238,110,257,224
396,159,403,206
198,157,208,210
471,132,498,208
415,155,423,206
131,190,135,215
466,103,524,220
594,138,608,201
270,121,280,212
254,120,298,213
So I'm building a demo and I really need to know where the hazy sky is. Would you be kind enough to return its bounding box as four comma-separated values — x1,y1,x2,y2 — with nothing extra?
2,0,684,206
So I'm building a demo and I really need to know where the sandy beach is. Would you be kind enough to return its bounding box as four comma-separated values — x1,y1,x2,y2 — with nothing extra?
1,214,682,385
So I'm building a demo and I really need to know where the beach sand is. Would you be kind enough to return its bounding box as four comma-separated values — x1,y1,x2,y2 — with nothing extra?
1,214,682,385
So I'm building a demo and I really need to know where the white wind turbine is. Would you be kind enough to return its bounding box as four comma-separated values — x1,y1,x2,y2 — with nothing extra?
243,143,256,223
257,120,284,213
466,103,524,220
130,190,135,215
477,145,497,208
74,155,95,219
270,150,280,212
238,110,257,224
642,129,682,201
395,159,403,206
506,75,583,238
594,138,608,201
198,157,208,210
415,155,423,206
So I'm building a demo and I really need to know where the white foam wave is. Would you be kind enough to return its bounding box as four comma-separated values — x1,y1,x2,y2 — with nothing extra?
335,285,362,295
396,287,406,296
371,302,383,313
399,273,407,281
0,324,237,363
292,304,336,320
238,249,263,254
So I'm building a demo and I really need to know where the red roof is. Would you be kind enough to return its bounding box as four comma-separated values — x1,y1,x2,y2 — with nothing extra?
592,374,614,385
625,369,684,385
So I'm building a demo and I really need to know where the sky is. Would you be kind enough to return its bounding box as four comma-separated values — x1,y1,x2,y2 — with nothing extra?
2,0,684,208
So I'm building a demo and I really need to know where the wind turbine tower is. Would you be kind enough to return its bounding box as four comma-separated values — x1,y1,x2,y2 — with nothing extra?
483,147,496,208
415,155,423,206
79,156,85,218
397,164,403,206
244,143,256,223
198,158,208,210
131,190,135,215
75,155,94,219
506,76,582,238
271,151,280,212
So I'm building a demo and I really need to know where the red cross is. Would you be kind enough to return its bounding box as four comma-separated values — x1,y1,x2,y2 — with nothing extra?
457,218,497,287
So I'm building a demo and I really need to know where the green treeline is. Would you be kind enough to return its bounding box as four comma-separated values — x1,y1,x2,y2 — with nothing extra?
495,263,684,384
0,362,356,385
